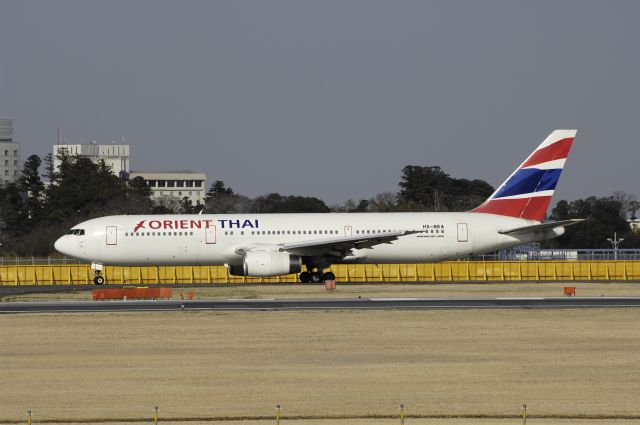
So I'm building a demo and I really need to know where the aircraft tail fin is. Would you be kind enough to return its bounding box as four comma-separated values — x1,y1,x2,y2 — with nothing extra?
471,129,577,221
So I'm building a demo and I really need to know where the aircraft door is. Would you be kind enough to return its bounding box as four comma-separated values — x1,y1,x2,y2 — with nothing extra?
205,225,216,244
457,223,468,242
106,226,118,245
344,225,352,236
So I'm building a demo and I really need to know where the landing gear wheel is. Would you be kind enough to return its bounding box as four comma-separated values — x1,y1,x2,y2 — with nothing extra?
310,271,323,283
299,271,311,283
322,272,336,281
93,275,105,285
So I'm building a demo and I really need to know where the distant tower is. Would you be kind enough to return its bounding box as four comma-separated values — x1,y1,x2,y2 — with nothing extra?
0,119,22,186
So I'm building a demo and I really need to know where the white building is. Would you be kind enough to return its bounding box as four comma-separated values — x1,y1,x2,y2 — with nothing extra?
53,142,130,176
129,170,207,205
0,119,21,186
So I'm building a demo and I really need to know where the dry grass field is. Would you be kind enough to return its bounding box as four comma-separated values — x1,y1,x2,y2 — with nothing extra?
9,421,640,425
1,306,640,424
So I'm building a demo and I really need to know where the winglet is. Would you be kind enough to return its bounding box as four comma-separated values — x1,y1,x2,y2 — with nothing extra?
471,130,577,221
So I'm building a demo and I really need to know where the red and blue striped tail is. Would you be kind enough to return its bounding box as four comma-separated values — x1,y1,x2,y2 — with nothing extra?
471,129,577,221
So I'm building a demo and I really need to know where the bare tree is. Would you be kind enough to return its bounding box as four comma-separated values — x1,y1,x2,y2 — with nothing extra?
612,191,636,219
629,199,640,220
368,192,398,212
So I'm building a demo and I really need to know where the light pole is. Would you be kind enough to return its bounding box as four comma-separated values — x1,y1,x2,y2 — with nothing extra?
607,232,624,260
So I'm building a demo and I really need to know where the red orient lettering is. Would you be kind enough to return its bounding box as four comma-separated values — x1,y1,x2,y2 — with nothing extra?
190,220,202,229
149,220,161,229
164,220,174,229
204,219,214,228
180,220,188,229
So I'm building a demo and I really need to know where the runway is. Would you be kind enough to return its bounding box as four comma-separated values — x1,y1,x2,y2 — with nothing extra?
2,296,640,313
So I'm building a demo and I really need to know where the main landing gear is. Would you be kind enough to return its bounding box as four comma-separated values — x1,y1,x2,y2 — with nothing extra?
299,270,336,283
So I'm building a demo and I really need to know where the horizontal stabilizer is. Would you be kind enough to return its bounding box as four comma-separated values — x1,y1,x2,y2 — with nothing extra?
498,219,585,236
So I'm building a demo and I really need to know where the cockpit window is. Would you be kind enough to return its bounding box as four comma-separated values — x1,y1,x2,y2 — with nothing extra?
66,229,85,236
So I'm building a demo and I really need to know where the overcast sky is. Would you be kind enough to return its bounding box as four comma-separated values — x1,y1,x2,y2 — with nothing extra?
1,1,638,205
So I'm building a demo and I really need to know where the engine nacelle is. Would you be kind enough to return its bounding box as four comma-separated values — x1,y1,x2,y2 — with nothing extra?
228,250,302,277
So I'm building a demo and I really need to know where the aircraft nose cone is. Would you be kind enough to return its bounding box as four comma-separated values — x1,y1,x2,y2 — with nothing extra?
54,236,67,255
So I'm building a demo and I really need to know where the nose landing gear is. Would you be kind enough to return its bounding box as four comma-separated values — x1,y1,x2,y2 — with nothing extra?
93,273,105,285
91,263,105,285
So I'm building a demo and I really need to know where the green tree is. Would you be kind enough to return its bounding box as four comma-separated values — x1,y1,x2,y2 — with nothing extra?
204,180,253,213
43,152,56,183
45,156,125,220
0,182,27,252
126,176,153,213
253,193,330,213
548,196,640,248
397,165,493,212
151,204,174,214
180,197,195,214
18,155,45,223
398,166,449,210
206,180,235,197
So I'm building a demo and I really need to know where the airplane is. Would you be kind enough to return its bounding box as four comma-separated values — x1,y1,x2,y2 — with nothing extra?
55,130,582,285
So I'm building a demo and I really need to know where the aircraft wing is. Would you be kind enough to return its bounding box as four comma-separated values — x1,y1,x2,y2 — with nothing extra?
236,230,422,257
498,219,585,236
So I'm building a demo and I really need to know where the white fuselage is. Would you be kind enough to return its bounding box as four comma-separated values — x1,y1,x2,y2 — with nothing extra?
54,212,558,267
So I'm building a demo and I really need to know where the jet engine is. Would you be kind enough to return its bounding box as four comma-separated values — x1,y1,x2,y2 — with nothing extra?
228,250,302,277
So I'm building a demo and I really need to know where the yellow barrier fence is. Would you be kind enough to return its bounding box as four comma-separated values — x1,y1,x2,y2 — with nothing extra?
1,261,640,285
